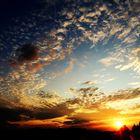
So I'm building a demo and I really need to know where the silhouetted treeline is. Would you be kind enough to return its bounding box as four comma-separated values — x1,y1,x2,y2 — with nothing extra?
0,123,140,140
131,122,140,140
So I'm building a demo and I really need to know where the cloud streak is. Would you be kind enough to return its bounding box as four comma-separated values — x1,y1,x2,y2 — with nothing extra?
100,47,140,75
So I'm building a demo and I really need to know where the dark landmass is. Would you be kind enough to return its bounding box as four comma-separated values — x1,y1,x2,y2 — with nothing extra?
1,124,140,140
0,127,115,140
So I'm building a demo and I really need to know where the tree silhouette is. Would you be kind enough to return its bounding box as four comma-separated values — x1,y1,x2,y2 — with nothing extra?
131,122,140,140
119,125,131,140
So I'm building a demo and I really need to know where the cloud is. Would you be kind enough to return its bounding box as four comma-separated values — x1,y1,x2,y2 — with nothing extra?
104,88,140,101
0,97,75,127
99,57,116,66
100,47,140,75
105,77,115,82
128,82,140,86
28,62,43,73
131,0,140,12
69,86,104,111
63,117,90,128
9,42,73,73
81,81,97,86
16,44,39,62
0,107,31,127
9,116,69,128
64,58,76,74
119,48,140,74
67,87,140,117
0,80,102,127
70,87,140,114
0,0,139,77
0,83,98,116
77,87,99,94
1,83,140,129
9,44,44,73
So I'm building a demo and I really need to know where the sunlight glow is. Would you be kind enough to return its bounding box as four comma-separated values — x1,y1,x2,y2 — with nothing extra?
115,121,124,129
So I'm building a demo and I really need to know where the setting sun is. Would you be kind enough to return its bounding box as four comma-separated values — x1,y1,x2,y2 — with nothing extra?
115,121,124,129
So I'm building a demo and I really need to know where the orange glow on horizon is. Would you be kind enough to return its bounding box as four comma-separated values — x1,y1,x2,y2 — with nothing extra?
115,121,124,129
112,118,129,130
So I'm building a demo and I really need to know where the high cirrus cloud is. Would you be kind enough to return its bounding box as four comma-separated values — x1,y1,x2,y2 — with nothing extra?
99,47,140,75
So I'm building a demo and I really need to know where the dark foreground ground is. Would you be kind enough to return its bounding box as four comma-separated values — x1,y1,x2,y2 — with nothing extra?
0,127,116,140
0,126,140,140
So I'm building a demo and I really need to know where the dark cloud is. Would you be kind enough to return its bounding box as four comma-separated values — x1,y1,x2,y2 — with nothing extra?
78,87,99,93
16,44,39,63
31,103,74,120
0,101,75,127
9,44,42,72
64,117,89,125
10,44,40,68
70,86,103,105
0,107,31,127
81,81,96,86
70,86,99,94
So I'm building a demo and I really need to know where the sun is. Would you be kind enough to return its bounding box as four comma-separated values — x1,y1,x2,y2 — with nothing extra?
115,121,124,129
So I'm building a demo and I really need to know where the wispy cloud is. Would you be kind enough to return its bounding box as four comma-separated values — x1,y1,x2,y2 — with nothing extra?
105,77,116,82
64,58,76,74
128,82,140,86
81,80,97,86
99,57,115,67
100,47,140,75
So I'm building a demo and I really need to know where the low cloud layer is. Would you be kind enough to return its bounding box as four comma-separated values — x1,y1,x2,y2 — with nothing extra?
0,77,140,129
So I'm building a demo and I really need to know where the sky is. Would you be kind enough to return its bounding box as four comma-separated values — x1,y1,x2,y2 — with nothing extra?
0,0,140,130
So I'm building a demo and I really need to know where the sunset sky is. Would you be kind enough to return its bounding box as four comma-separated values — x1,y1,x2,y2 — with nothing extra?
0,0,140,131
